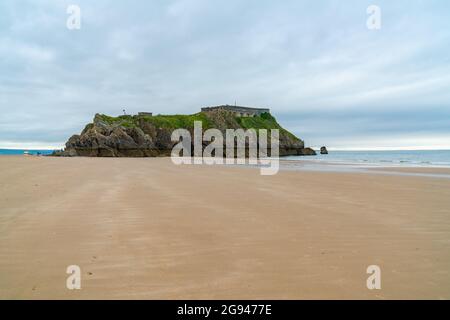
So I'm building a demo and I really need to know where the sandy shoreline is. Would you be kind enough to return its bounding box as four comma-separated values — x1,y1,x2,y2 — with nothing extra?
1,156,450,299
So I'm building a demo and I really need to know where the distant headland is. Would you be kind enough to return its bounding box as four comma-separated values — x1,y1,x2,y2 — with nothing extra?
54,105,317,157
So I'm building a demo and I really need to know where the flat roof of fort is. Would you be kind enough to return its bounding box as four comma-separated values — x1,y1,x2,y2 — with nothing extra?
201,105,270,115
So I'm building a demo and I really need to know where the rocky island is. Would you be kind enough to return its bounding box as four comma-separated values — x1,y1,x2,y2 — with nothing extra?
55,105,316,157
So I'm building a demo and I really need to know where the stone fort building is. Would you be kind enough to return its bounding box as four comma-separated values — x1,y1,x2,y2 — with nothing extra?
201,105,270,117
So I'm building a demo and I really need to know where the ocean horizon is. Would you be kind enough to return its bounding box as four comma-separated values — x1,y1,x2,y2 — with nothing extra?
2,148,450,168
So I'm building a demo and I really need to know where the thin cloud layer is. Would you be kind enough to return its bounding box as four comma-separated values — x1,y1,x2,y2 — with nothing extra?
1,0,449,149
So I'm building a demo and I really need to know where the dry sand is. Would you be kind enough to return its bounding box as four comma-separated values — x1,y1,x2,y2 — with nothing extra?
0,156,449,299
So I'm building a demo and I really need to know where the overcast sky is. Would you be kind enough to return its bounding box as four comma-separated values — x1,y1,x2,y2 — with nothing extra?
1,0,449,150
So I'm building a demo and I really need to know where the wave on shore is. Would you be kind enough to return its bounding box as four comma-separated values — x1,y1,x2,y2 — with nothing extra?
286,150,450,168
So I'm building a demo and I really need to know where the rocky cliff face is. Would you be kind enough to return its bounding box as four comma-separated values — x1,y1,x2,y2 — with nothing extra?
55,110,316,157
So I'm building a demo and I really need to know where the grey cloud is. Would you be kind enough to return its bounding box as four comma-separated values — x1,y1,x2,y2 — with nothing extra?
0,0,449,149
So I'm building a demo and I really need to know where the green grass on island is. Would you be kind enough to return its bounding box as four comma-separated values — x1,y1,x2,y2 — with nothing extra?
95,112,300,141
96,113,213,129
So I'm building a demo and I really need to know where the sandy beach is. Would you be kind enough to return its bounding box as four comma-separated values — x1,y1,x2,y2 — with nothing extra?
0,156,449,299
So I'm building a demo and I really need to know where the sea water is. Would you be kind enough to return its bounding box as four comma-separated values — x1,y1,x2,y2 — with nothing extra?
2,148,450,168
0,149,56,156
285,150,450,167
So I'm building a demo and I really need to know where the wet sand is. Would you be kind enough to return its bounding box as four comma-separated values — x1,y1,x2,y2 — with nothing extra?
0,156,449,299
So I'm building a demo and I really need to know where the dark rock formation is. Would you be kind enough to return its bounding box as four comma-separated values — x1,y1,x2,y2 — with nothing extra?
300,147,317,156
320,146,328,154
55,110,317,157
